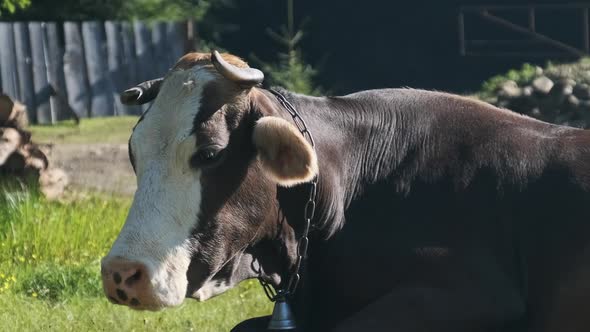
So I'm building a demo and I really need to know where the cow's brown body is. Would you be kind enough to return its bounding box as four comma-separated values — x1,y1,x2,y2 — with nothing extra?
235,88,590,331
103,52,590,332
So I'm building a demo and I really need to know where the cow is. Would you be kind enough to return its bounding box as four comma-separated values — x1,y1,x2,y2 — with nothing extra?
101,50,590,332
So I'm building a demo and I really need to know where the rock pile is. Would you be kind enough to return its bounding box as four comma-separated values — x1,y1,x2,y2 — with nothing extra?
484,61,590,128
0,94,68,199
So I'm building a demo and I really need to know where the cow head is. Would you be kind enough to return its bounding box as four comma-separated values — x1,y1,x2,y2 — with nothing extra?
101,51,318,310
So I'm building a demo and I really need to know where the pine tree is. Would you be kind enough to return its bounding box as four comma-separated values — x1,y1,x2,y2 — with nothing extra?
255,0,321,96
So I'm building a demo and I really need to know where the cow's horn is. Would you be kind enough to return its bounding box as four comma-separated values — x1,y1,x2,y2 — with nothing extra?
211,50,264,87
120,78,164,105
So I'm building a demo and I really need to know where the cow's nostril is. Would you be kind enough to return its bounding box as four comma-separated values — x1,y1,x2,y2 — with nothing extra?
116,289,128,301
125,269,142,287
113,272,122,284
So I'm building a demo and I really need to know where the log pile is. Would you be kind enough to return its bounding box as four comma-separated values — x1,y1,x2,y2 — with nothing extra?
0,94,68,199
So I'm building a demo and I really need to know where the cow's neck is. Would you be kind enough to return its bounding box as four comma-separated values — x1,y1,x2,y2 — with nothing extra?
258,88,426,240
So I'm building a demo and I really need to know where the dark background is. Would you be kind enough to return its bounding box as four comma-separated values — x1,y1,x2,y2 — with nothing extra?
205,0,586,94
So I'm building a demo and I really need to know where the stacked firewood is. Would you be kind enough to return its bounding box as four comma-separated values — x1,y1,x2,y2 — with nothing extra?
0,94,68,199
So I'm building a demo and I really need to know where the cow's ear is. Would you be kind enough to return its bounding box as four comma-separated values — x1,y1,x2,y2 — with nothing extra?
253,116,318,187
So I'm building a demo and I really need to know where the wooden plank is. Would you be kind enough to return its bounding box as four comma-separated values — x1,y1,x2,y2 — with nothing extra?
82,21,115,117
151,21,169,76
0,23,20,101
166,21,185,67
121,21,138,87
63,21,90,118
28,22,51,124
44,22,70,121
134,21,154,83
13,22,36,123
186,19,197,52
120,21,141,115
106,21,135,116
134,21,154,111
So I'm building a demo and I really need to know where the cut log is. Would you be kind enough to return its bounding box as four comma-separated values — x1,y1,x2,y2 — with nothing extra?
0,127,22,165
2,149,26,173
21,143,49,170
9,99,29,129
0,94,30,129
0,94,13,124
0,93,64,199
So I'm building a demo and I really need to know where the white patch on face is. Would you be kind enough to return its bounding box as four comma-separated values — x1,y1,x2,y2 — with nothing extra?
104,67,215,307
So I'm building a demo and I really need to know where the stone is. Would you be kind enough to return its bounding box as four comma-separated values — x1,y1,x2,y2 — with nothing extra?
550,79,574,96
530,107,542,118
538,98,559,120
548,81,573,106
573,83,590,100
39,168,69,200
564,95,580,110
506,95,536,114
579,99,590,112
498,80,521,98
522,86,534,97
555,113,573,124
532,76,554,95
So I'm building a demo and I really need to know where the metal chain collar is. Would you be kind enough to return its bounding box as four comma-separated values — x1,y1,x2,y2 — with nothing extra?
259,89,318,302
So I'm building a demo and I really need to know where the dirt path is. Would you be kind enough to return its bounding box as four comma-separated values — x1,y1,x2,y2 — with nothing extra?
41,143,136,196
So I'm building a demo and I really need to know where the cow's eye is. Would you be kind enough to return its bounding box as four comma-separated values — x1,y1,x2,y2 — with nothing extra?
191,146,225,168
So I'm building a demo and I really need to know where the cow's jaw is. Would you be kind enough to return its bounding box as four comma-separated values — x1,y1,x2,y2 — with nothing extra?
102,68,214,309
192,280,234,301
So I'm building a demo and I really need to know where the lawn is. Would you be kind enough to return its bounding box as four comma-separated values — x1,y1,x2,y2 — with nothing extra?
0,118,272,331
29,116,139,144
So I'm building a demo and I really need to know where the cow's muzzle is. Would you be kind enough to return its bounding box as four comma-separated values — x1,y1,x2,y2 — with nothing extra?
101,257,163,310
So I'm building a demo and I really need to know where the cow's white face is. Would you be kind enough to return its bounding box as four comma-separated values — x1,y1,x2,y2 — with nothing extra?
101,52,318,310
102,68,215,308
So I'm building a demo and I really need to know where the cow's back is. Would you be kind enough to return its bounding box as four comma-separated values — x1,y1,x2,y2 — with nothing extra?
294,89,590,331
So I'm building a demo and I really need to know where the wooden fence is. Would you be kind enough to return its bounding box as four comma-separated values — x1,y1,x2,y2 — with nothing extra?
0,21,191,124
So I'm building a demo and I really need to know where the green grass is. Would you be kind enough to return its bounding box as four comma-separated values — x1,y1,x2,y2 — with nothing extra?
0,181,271,331
29,116,139,144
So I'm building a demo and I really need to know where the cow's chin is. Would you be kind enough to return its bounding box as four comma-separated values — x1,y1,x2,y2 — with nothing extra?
128,274,189,311
189,279,235,301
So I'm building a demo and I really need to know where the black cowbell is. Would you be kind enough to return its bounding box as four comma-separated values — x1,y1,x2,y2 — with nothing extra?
267,296,297,330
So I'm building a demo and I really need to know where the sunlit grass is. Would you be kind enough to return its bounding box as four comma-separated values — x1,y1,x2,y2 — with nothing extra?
0,180,271,331
0,280,269,332
0,186,130,266
29,116,139,144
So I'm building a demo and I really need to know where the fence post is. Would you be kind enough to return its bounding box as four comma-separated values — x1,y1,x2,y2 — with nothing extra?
166,21,186,67
134,21,155,82
0,23,20,101
106,21,136,116
0,19,196,124
28,22,51,124
64,21,91,119
82,21,115,117
152,21,169,76
13,22,36,123
134,21,154,112
120,21,141,115
44,22,70,122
